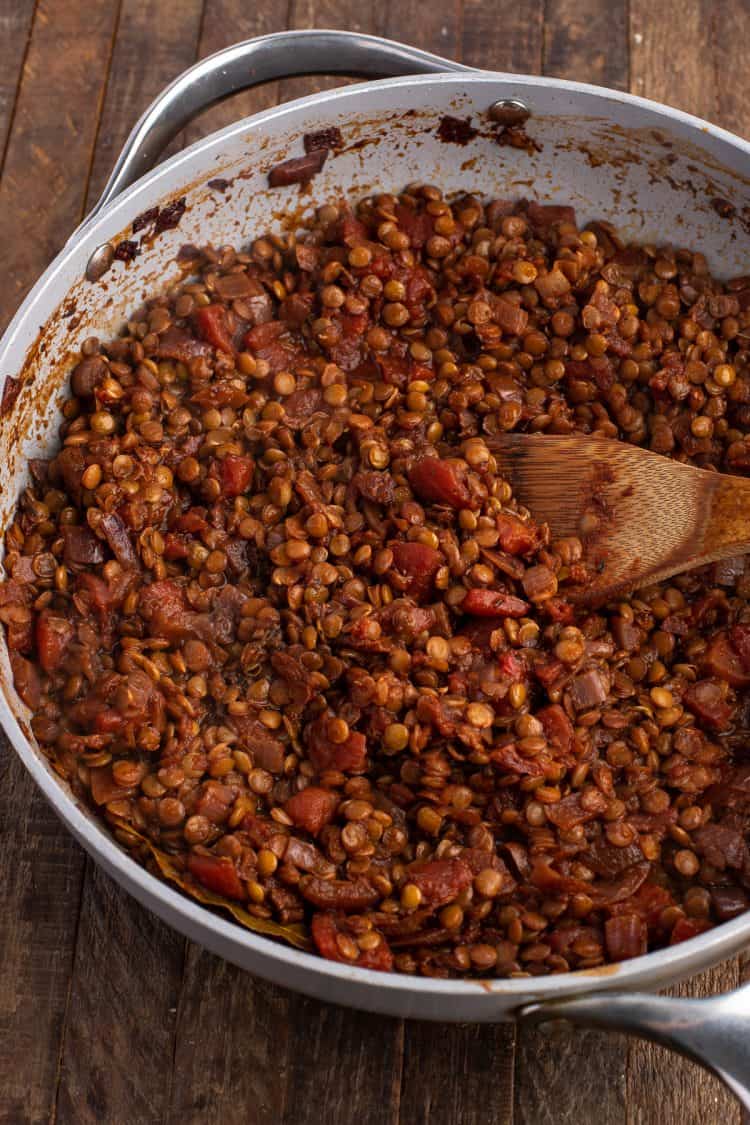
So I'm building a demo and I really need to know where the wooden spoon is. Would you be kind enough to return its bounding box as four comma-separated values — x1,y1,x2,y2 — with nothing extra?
491,433,750,603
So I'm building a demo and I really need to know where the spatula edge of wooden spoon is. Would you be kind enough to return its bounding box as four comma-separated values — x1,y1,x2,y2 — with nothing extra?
489,433,750,603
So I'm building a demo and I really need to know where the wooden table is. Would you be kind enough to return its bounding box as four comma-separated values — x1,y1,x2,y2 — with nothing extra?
0,1,748,1121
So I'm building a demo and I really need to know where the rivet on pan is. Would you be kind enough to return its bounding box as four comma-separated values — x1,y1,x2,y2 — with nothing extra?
86,243,115,283
488,99,531,127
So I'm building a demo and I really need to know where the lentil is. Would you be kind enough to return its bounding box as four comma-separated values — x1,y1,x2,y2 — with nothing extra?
4,189,750,981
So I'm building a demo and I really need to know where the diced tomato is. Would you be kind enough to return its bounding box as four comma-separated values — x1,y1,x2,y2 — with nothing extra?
311,913,394,971
394,203,434,248
36,611,74,675
537,703,574,753
533,656,565,687
409,456,475,510
669,916,712,945
683,678,734,729
307,717,368,774
527,202,576,228
284,787,338,836
498,651,525,680
546,791,607,830
163,533,189,560
729,623,750,668
604,914,647,961
327,312,369,371
405,858,473,907
544,598,575,624
299,875,379,911
95,709,126,734
76,571,130,616
187,853,245,900
496,513,538,556
462,589,529,617
389,541,443,602
328,209,369,247
89,763,136,806
9,652,40,710
609,882,674,930
492,296,528,336
241,813,284,849
220,454,254,497
704,631,750,687
139,580,195,643
243,321,301,374
376,354,409,387
402,265,435,313
0,580,33,652
194,304,235,354
490,742,546,777
461,618,502,652
175,511,209,534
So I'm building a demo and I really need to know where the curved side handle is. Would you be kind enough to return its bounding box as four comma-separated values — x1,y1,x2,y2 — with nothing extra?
519,982,750,1110
89,29,474,223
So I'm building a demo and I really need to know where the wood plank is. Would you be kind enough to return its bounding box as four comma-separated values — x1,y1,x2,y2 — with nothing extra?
54,865,185,1125
628,8,745,1120
399,1022,515,1125
51,7,205,1120
461,0,543,72
166,946,292,1125
630,0,716,120
280,0,379,105
379,0,461,59
0,0,36,168
0,0,120,331
511,5,632,1118
515,1021,628,1125
0,2,118,1120
185,1,290,148
713,1,750,140
281,995,403,1125
626,963,742,1125
86,0,204,208
0,740,86,1125
543,0,629,90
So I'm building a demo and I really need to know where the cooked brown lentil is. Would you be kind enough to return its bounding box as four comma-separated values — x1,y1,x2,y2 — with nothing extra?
2,189,750,977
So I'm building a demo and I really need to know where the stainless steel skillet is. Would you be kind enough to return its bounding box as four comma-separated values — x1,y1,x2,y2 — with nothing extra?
0,29,748,1106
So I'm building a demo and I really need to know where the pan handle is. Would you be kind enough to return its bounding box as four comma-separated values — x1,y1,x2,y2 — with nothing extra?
87,29,474,224
519,981,750,1110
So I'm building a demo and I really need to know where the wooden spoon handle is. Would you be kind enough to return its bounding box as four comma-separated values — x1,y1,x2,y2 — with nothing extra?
703,474,750,559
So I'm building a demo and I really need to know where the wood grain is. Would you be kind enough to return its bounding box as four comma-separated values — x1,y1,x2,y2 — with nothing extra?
627,8,748,1122
0,0,36,168
713,2,750,140
630,0,716,120
0,4,749,1125
0,741,85,1125
54,865,185,1125
166,947,292,1125
544,0,629,90
86,0,204,206
0,2,120,1121
400,1022,515,1125
515,1022,628,1125
626,964,742,1125
280,0,378,105
46,6,206,1119
461,0,543,72
281,996,403,1125
0,0,120,329
380,0,461,58
185,0,290,148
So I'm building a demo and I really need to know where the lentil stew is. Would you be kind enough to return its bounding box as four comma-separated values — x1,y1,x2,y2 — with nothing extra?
2,186,750,978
